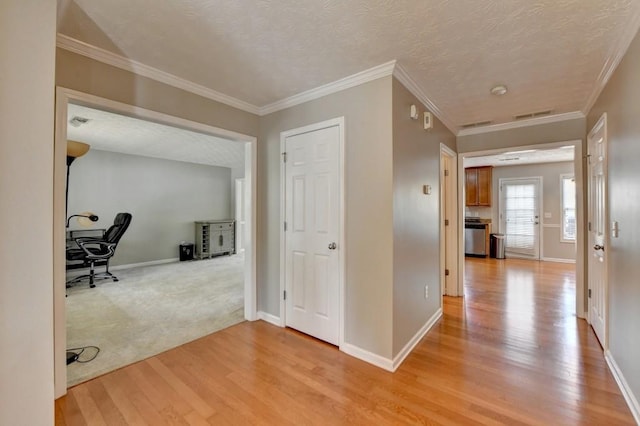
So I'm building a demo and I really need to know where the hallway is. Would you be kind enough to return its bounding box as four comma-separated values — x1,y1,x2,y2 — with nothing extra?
55,258,634,424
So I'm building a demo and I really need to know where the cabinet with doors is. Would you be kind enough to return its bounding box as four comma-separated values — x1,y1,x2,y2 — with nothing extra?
195,220,235,259
465,166,493,206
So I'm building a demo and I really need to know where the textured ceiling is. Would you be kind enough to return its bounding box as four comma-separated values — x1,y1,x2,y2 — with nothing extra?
57,0,640,130
464,146,575,168
67,104,245,170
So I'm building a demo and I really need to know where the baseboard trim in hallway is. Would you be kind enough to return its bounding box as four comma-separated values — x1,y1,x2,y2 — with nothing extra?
606,350,640,424
392,307,443,371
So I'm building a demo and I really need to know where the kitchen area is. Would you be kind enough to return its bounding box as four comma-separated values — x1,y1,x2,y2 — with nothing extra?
464,165,504,259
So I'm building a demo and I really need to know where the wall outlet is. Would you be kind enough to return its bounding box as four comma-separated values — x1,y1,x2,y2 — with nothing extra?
424,285,429,299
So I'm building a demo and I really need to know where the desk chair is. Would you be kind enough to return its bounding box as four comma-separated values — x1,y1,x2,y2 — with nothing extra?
66,212,132,288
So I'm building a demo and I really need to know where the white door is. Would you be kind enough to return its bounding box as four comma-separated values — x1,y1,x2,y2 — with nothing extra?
235,178,245,253
284,123,341,345
499,177,542,259
588,114,608,347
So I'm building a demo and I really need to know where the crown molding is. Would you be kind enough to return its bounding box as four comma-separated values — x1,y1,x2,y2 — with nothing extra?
456,111,585,137
582,13,640,115
259,61,397,115
392,64,458,135
56,34,261,115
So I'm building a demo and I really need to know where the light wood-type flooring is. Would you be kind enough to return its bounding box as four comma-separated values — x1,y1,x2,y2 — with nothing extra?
56,258,635,425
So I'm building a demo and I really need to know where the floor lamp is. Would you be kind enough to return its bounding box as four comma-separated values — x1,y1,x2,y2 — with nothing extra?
66,140,90,215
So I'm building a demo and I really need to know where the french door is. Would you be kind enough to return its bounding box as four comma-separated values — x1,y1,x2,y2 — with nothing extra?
499,177,542,259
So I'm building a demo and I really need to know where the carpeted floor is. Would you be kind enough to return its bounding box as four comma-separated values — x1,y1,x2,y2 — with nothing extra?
66,253,245,387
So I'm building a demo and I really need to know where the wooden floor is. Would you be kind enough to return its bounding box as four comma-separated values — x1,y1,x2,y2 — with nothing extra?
56,258,634,425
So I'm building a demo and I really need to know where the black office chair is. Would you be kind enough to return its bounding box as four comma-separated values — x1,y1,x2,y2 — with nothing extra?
66,212,132,288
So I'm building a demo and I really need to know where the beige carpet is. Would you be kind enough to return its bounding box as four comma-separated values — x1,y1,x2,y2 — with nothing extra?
66,253,245,387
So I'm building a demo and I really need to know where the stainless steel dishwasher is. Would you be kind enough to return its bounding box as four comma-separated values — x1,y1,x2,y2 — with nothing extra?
465,223,487,256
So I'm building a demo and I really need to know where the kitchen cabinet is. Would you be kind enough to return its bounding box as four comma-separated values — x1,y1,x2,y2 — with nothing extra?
465,166,492,206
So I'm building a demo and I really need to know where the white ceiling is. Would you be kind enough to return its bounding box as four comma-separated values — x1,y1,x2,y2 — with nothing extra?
464,145,575,168
67,104,245,170
57,0,640,131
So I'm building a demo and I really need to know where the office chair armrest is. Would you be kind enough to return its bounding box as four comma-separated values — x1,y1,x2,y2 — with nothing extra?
77,240,116,260
74,236,101,244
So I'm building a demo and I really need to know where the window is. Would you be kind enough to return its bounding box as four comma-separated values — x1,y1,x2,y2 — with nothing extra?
561,175,576,242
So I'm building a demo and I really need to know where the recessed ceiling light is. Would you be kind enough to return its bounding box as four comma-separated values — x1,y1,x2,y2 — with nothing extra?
490,85,508,96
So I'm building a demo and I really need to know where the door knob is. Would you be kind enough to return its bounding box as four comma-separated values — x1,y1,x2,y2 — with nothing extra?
328,242,337,250
593,244,604,251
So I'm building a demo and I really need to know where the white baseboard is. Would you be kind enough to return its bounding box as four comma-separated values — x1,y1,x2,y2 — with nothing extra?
340,343,394,372
392,308,443,371
66,257,179,277
257,311,282,327
605,350,640,424
541,257,576,264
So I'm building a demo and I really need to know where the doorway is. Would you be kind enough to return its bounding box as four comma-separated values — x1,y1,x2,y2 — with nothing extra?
53,88,258,397
279,118,345,346
457,140,585,318
499,177,542,260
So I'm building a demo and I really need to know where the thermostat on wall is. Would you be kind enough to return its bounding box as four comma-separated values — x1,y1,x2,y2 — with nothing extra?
424,112,432,130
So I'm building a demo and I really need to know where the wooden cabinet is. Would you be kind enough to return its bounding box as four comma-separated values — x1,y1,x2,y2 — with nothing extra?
195,220,235,259
465,166,492,206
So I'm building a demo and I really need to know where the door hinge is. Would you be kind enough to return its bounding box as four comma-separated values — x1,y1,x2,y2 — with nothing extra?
282,152,287,163
588,222,592,232
588,289,591,298
445,269,450,276
283,290,287,300
445,219,449,226
444,169,449,177
284,221,287,231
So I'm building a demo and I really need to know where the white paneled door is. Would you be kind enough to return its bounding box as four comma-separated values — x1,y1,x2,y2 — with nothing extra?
284,123,341,345
588,114,608,348
499,177,542,259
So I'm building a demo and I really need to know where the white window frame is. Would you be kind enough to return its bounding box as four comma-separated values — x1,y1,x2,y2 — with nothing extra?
560,173,576,243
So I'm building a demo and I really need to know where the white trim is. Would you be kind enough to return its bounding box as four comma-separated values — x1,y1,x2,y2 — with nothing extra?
340,343,394,372
457,111,585,137
279,117,346,345
261,62,396,115
257,311,283,327
393,64,458,134
605,350,640,425
540,257,576,264
65,257,179,278
56,34,261,115
440,144,459,297
392,308,443,371
54,87,258,398
583,12,640,114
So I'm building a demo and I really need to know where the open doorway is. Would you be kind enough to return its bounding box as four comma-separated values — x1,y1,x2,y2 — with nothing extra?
457,140,585,319
53,88,257,397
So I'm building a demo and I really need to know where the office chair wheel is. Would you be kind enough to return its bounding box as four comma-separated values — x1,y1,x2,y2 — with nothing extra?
113,278,119,282
90,283,96,288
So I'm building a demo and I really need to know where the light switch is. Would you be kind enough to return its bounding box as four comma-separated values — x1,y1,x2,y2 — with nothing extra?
612,220,619,238
423,184,431,195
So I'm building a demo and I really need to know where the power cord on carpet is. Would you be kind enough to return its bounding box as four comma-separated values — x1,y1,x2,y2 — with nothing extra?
66,346,100,365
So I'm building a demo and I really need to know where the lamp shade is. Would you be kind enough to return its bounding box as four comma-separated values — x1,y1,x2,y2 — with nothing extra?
77,211,99,227
67,140,90,158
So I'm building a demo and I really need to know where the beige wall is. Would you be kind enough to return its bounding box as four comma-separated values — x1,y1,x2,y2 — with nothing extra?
391,78,456,356
260,77,395,357
0,2,56,424
467,162,576,261
588,27,640,404
457,118,586,153
56,49,259,137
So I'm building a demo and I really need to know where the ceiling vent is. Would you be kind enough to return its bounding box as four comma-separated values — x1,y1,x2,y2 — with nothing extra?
460,120,493,129
69,116,90,127
513,110,553,120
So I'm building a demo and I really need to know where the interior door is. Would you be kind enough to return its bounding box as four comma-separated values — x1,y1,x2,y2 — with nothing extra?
499,177,541,259
284,124,340,345
588,114,607,347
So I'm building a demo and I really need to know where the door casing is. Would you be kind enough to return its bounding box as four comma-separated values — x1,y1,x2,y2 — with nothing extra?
279,117,346,347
